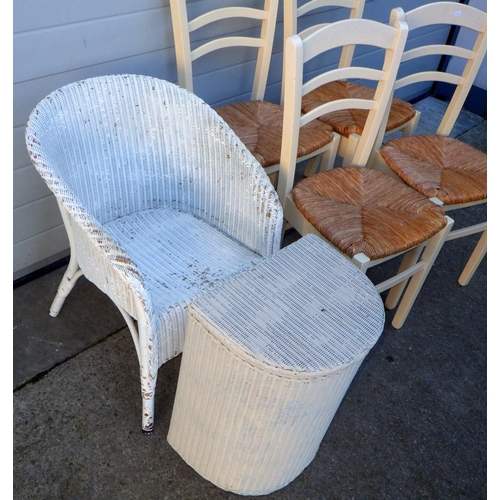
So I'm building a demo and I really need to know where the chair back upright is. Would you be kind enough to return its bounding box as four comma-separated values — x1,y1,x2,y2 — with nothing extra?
277,10,408,203
282,0,365,104
391,2,487,137
170,0,279,101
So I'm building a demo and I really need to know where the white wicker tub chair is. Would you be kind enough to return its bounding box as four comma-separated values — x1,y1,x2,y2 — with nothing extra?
25,74,283,433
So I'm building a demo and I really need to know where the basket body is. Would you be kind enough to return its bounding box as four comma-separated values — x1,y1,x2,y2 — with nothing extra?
168,234,385,495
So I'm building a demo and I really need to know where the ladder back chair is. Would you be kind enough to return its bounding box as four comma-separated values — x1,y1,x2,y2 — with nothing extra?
170,0,337,181
284,0,417,175
25,75,283,433
277,10,453,329
374,2,487,288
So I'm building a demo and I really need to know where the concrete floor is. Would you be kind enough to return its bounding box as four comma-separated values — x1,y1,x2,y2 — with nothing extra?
13,97,487,499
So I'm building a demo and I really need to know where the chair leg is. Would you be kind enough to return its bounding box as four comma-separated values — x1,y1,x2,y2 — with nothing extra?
391,216,454,329
49,254,84,317
458,230,487,286
137,315,158,434
318,134,340,173
140,359,157,433
142,392,156,435
304,156,321,177
400,110,421,137
304,134,340,176
116,306,158,433
385,245,424,310
341,134,360,166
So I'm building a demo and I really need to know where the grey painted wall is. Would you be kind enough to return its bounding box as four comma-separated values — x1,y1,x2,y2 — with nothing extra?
13,0,485,280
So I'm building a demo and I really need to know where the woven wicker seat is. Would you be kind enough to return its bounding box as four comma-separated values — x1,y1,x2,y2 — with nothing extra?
381,135,487,205
216,100,333,169
25,75,283,433
293,167,446,261
302,81,416,137
372,2,487,286
171,0,337,178
277,12,454,329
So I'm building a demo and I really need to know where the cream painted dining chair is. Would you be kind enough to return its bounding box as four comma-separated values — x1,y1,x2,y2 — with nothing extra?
372,2,487,288
283,0,417,175
277,10,454,329
25,74,283,433
170,0,337,181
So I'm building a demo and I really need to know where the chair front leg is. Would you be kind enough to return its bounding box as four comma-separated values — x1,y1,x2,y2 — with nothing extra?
385,244,424,310
391,216,454,329
458,230,487,286
49,253,84,317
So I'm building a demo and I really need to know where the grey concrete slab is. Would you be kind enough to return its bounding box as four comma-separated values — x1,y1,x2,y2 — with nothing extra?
13,268,126,389
412,97,485,137
456,121,487,153
13,228,486,499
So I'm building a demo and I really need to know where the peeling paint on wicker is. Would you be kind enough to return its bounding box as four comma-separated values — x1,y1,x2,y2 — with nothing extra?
25,74,283,432
168,234,385,495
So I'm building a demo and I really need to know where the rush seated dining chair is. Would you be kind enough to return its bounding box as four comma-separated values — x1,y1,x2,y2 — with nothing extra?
372,2,487,288
277,10,454,329
25,74,283,433
169,0,337,181
283,0,417,175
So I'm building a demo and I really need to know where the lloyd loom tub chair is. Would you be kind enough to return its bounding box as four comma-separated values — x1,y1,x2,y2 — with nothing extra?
277,11,453,329
372,2,487,288
25,74,283,433
283,0,417,175
170,0,337,180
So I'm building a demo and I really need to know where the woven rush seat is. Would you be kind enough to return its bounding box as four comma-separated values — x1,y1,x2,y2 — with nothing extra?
301,81,416,137
292,167,447,260
380,135,487,205
167,234,385,495
216,100,334,168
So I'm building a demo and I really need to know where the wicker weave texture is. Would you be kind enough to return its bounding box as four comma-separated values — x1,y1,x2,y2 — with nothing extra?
381,135,487,205
168,234,384,495
103,207,264,364
25,74,284,431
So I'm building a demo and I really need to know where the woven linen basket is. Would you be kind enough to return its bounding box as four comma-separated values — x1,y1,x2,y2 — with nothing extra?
167,234,385,495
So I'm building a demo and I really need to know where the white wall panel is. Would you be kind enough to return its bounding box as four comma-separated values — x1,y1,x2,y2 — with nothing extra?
14,197,62,245
14,9,173,83
13,166,52,210
14,227,70,281
14,0,167,33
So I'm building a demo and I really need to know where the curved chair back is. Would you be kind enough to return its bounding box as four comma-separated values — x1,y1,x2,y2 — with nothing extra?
26,75,279,249
393,2,487,136
278,11,408,201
